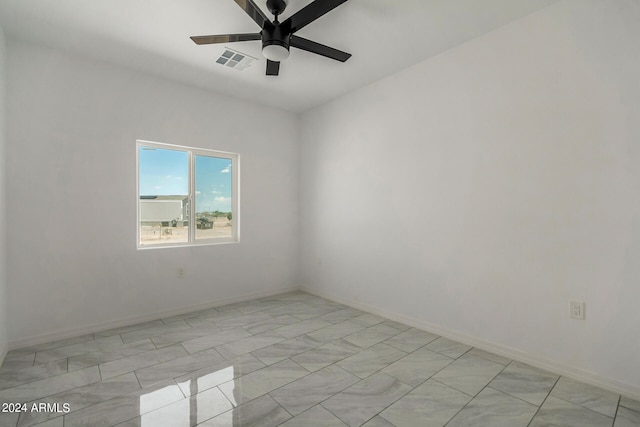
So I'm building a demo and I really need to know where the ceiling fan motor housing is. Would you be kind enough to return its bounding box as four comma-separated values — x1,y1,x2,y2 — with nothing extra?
266,0,287,16
262,23,290,50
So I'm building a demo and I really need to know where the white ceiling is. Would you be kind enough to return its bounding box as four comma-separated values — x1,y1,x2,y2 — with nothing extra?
0,0,561,112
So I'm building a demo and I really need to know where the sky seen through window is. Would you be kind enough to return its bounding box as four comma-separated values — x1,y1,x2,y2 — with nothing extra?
139,147,232,213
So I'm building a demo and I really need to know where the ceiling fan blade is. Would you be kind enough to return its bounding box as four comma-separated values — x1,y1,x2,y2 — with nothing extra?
233,0,271,28
190,33,262,45
266,60,280,76
282,0,349,33
290,35,351,62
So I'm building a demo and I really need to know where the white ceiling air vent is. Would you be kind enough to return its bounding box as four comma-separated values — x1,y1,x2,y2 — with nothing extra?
215,48,257,71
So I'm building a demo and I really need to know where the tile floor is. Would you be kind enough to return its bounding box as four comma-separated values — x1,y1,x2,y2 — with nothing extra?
0,292,638,427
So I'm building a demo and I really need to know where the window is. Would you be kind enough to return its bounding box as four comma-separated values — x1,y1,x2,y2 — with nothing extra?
137,140,239,248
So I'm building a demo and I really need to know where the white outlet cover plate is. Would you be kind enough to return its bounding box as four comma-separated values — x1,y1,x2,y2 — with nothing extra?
570,301,585,320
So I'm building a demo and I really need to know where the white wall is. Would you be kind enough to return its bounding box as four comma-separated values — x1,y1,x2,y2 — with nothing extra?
300,0,640,397
0,24,7,364
5,41,299,347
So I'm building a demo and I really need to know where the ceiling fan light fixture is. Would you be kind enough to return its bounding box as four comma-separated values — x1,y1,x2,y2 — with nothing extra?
262,43,290,62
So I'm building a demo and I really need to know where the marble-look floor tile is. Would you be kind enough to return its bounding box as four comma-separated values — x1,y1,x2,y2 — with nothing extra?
263,302,312,317
620,396,640,413
489,361,558,405
343,324,401,348
614,407,640,427
379,320,412,332
383,328,439,353
134,386,232,426
63,380,184,427
16,373,141,427
361,416,395,427
150,324,223,348
244,314,299,335
218,300,279,315
99,344,188,380
216,331,286,360
3,292,634,427
259,291,306,303
424,337,472,359
175,354,265,397
25,417,62,427
0,366,100,402
199,394,291,427
214,312,273,330
240,299,287,314
382,347,453,387
466,348,512,366
0,412,19,427
186,385,235,425
185,317,223,329
186,308,244,325
320,308,364,324
214,302,260,315
119,321,192,344
93,320,164,338
67,339,156,372
287,304,340,320
63,394,139,427
305,321,366,344
432,354,504,396
0,353,36,373
0,359,67,389
134,348,225,388
251,336,320,366
551,377,620,418
447,387,538,427
322,372,412,426
208,303,244,314
180,328,252,354
336,343,407,379
14,334,95,355
273,318,334,339
34,335,124,364
529,396,614,427
292,339,363,372
305,297,344,308
129,393,191,427
218,359,309,406
350,314,386,327
380,379,471,427
270,365,359,415
3,351,35,362
280,405,348,427
161,308,216,324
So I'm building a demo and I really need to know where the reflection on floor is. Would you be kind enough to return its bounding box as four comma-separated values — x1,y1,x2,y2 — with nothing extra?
0,292,638,426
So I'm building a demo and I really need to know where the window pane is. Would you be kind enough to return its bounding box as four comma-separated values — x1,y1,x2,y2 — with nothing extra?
139,147,189,246
194,155,233,240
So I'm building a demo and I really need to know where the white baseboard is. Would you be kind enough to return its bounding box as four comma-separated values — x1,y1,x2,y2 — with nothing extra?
8,285,298,350
301,286,640,401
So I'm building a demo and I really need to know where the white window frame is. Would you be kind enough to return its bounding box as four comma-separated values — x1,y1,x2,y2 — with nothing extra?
136,140,240,249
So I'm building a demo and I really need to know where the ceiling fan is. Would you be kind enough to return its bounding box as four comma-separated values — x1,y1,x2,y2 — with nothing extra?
190,0,351,76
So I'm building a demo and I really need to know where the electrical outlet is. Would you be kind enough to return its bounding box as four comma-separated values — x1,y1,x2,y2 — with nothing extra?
177,268,185,279
570,301,585,320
